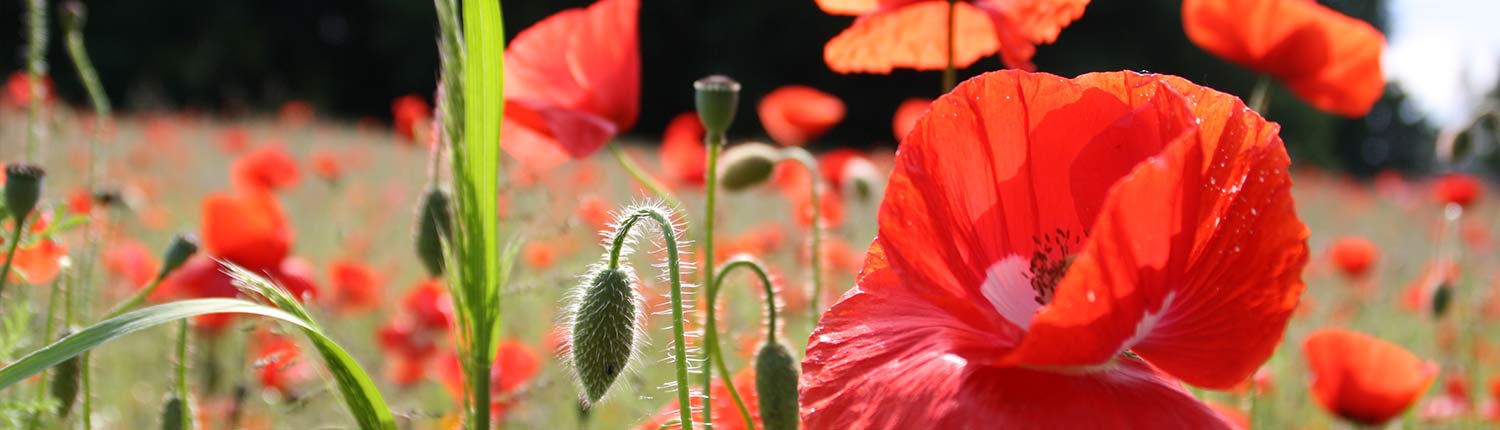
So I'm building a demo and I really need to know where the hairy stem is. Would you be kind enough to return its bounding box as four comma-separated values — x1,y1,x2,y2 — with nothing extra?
606,207,693,430
699,130,724,427
609,142,682,209
0,219,31,300
706,257,778,427
782,147,825,320
174,320,191,430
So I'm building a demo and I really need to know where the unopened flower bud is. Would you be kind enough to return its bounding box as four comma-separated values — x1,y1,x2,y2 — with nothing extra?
755,341,800,430
158,233,199,279
414,187,454,277
570,265,643,405
841,156,883,204
1432,282,1452,320
49,330,80,417
694,75,741,137
717,142,780,192
5,163,45,221
159,395,188,430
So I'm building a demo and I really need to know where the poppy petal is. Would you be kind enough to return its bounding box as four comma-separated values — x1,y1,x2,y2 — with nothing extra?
500,100,618,169
1304,328,1439,425
824,1,1000,74
659,112,707,185
758,85,846,146
201,190,292,270
974,0,1091,71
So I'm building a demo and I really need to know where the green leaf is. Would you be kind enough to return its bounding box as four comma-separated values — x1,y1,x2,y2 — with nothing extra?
0,299,396,430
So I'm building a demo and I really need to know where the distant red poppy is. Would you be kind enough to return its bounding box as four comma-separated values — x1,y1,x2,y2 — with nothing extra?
402,279,454,331
391,94,430,143
576,195,614,230
201,190,293,270
1401,261,1459,314
254,330,313,397
1432,173,1482,209
103,239,160,290
817,148,871,193
66,187,93,215
1484,377,1500,422
1182,0,1385,117
219,127,251,154
640,368,759,430
1420,374,1472,422
311,149,342,183
759,85,845,146
501,0,639,170
4,71,53,109
1303,328,1438,426
819,0,1089,73
10,238,68,285
522,240,558,270
278,100,315,128
892,97,930,140
660,112,706,186
436,339,542,419
231,145,302,192
801,70,1307,429
1327,236,1378,280
328,260,382,313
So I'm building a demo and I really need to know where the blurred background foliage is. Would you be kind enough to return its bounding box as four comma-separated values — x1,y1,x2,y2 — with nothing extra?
0,0,1460,174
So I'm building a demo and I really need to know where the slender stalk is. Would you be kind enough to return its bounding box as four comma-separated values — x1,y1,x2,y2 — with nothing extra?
782,147,825,319
699,130,724,427
0,219,31,299
1248,76,1272,115
23,274,65,430
174,320,191,430
102,276,164,320
706,258,778,427
24,0,49,161
942,0,957,93
608,142,682,209
606,208,693,430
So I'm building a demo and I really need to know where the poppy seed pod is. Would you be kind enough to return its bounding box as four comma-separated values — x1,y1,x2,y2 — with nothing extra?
158,233,199,280
414,187,454,277
694,75,740,137
570,265,643,405
755,341,800,430
717,142,781,192
5,163,45,222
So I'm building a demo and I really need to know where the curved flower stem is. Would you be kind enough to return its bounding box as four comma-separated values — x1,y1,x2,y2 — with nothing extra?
781,147,825,320
1248,75,1272,115
103,275,165,320
0,219,31,300
942,0,957,93
609,142,683,209
606,207,693,430
699,130,724,427
24,0,48,161
705,257,778,428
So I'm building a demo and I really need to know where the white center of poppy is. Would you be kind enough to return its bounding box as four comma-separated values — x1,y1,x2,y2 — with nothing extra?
981,255,1041,330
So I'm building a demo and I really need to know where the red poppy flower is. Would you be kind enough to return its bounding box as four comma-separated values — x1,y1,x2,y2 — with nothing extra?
817,148,871,193
501,0,639,170
219,127,251,154
522,240,558,270
660,112,707,186
278,100,315,128
1327,235,1378,280
377,317,442,361
801,70,1307,429
435,340,542,419
231,144,302,193
1181,0,1385,117
328,259,382,313
254,330,313,397
201,190,292,270
103,239,160,290
1420,374,1472,422
311,149,342,183
1484,377,1500,422
1303,328,1438,426
66,187,93,215
391,94,430,143
4,71,53,109
577,195,614,230
892,97,930,140
758,85,845,146
160,256,242,333
262,257,320,303
640,368,759,430
1432,173,1482,209
402,279,454,331
10,238,68,285
820,0,1089,73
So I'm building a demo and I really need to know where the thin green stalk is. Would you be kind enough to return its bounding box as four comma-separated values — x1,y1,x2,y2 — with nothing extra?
608,142,682,209
706,258,778,428
782,148,824,319
24,0,49,161
699,130,724,427
80,350,91,429
1248,76,1272,114
942,0,956,93
174,320,191,430
606,208,693,430
24,274,66,430
102,276,164,320
0,219,31,299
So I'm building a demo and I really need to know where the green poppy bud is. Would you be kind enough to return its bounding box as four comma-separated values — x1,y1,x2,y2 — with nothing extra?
414,187,454,277
160,395,189,430
570,265,643,405
755,341,800,430
49,331,80,417
5,163,45,222
158,233,199,279
718,142,781,192
695,75,741,137
1431,282,1452,320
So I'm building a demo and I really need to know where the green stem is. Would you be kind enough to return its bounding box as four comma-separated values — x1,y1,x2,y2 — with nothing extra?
608,142,683,209
606,207,693,430
1248,76,1272,115
700,131,724,428
24,274,65,430
174,320,191,430
705,257,778,429
24,0,49,161
782,147,824,319
942,0,957,93
0,219,31,300
103,276,164,320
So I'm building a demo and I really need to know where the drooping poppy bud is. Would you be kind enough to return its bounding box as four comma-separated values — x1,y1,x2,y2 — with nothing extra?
158,233,199,280
569,265,643,405
159,395,188,430
717,143,781,192
694,75,741,137
755,341,800,430
5,163,45,222
49,331,80,417
414,187,454,277
1432,282,1452,320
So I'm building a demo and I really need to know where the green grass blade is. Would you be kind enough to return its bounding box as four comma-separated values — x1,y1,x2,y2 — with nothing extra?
0,299,397,430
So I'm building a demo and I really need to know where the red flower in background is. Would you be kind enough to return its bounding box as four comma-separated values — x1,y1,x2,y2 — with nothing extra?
1327,235,1378,280
328,259,382,313
819,0,1089,73
10,237,67,285
4,71,53,109
1303,328,1438,426
278,100,315,128
219,127,251,154
801,70,1307,429
758,85,845,146
231,145,302,192
640,368,759,430
376,279,454,386
660,112,707,186
1484,377,1500,422
160,256,242,333
103,239,160,290
891,97,930,140
436,340,542,419
201,190,292,270
311,149,342,183
817,148,871,194
501,0,639,170
391,94,431,143
1182,0,1385,117
254,330,314,397
265,257,320,303
1432,173,1482,209
1420,374,1473,422
576,195,614,230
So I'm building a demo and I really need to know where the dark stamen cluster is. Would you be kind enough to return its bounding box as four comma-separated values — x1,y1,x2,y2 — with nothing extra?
1028,228,1082,306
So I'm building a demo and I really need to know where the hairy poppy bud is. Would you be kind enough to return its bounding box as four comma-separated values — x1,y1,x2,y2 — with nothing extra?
569,265,643,405
694,75,741,137
159,395,188,430
49,331,80,417
718,143,780,192
755,341,800,430
158,233,199,279
5,163,45,221
414,187,454,277
1431,282,1452,320
841,156,882,204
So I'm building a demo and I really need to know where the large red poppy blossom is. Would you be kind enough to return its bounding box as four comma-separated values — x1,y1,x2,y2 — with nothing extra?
1182,0,1385,117
1431,173,1483,209
201,190,293,270
820,0,1089,73
800,70,1308,429
1303,328,1438,426
759,86,846,146
231,145,302,192
660,112,707,186
1327,235,1378,280
501,0,639,170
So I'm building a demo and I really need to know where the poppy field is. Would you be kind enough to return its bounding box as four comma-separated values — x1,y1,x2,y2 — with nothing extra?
1,0,1498,429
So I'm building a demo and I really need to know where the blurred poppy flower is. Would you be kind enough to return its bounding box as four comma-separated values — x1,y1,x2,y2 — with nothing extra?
819,0,1089,73
1402,261,1459,314
103,239,160,290
817,148,870,193
311,149,342,184
1432,173,1482,209
10,238,68,285
1327,235,1377,281
219,127,251,154
161,256,241,333
66,187,93,215
660,112,706,186
759,85,845,146
1206,402,1248,430
4,71,53,109
278,100,315,128
201,190,292,270
501,0,639,170
576,195,614,230
640,368,759,430
391,94,430,143
1303,328,1438,426
1420,374,1472,422
231,145,302,192
262,257,320,303
1182,0,1384,117
436,340,542,419
253,330,314,397
522,239,558,270
801,70,1307,429
1484,377,1500,422
402,279,454,331
892,97,930,140
328,259,382,313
